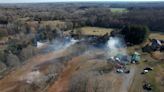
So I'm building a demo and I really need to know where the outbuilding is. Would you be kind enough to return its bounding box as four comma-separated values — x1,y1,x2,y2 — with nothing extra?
150,39,162,51
131,52,141,63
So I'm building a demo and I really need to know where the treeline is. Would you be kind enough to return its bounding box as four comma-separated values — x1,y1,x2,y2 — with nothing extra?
1,6,164,32
37,8,164,32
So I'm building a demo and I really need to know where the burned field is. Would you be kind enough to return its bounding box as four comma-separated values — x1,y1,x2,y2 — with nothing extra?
1,30,161,92
0,2,164,92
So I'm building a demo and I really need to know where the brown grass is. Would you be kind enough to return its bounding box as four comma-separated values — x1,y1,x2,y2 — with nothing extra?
149,32,164,40
41,20,66,29
75,27,114,36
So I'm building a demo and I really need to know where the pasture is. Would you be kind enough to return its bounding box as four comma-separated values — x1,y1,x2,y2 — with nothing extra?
74,27,114,36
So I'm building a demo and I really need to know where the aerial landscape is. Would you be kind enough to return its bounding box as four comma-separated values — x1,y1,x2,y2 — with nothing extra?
0,0,163,92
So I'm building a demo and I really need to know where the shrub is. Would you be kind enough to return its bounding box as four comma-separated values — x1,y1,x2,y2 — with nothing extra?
0,28,8,39
121,25,149,45
7,43,23,55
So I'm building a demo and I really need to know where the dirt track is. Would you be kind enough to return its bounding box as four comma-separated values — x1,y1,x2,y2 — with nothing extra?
119,65,136,92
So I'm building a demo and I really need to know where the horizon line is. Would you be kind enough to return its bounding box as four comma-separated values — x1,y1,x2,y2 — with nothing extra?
0,1,164,4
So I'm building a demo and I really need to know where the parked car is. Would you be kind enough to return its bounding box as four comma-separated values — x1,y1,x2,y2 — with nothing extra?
144,67,153,71
116,69,124,73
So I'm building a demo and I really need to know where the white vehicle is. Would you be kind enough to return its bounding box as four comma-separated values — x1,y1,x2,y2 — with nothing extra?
116,69,124,73
143,70,149,74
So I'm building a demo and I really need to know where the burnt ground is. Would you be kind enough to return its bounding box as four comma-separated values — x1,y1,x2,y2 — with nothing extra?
0,42,163,92
0,47,71,92
47,48,138,92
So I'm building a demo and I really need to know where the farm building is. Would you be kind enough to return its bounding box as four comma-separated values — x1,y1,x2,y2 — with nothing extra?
142,39,163,52
150,39,162,50
131,52,141,63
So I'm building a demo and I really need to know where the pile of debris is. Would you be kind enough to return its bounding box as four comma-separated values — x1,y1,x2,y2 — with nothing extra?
143,83,153,91
71,33,110,47
116,66,130,74
142,39,164,52
107,52,141,74
108,52,141,65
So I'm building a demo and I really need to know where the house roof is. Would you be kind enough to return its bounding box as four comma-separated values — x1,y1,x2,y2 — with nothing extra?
151,39,162,46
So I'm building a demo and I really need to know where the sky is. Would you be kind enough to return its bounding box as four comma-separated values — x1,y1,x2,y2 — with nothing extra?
0,0,164,3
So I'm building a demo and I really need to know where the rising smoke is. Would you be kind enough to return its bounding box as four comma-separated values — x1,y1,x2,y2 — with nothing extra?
42,36,79,52
106,37,127,57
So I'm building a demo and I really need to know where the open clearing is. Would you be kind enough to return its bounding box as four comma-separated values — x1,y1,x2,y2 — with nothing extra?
110,8,128,13
74,27,114,36
26,20,67,31
41,20,67,29
150,32,164,40
129,52,164,92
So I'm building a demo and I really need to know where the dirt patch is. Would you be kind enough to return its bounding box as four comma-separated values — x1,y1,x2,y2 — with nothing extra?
47,50,126,92
151,51,164,61
48,54,89,92
0,49,68,92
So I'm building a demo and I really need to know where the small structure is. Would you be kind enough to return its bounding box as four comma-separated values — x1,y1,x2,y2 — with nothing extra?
131,52,141,63
142,39,163,52
150,39,162,51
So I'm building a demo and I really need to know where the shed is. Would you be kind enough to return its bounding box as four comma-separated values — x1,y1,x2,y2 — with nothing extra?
150,39,162,50
131,52,141,63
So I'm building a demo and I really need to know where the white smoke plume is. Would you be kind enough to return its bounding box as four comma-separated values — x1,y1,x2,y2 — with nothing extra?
43,37,79,52
106,37,127,57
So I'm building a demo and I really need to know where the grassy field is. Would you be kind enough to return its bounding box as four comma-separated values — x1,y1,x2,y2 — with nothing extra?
110,8,128,13
41,20,66,29
143,60,164,92
74,27,114,36
26,20,66,31
129,52,164,92
150,32,164,40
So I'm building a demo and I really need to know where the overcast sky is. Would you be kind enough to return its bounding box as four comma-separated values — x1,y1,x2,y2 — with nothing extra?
0,0,163,3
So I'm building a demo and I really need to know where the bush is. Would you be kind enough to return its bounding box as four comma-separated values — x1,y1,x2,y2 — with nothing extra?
121,25,149,45
0,28,8,39
0,60,7,73
7,43,23,55
6,53,20,67
19,45,36,61
0,50,5,62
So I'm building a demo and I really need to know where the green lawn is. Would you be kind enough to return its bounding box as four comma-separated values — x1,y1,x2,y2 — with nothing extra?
110,8,128,13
